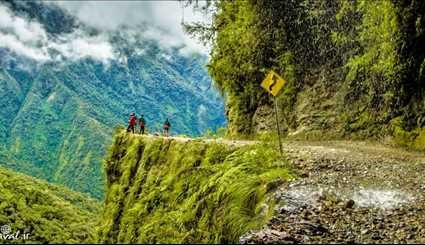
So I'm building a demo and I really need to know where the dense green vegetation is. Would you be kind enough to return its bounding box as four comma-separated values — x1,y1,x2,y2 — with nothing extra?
97,132,292,243
0,49,225,199
0,2,225,199
4,0,425,243
0,166,100,243
187,0,425,149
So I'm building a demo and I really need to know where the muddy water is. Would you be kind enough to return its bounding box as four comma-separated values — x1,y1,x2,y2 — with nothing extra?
282,186,415,210
352,189,414,209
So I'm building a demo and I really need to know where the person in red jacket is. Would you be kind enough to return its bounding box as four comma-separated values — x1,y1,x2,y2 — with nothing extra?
127,112,137,134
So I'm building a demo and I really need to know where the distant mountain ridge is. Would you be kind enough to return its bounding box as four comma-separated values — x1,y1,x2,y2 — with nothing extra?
0,1,225,199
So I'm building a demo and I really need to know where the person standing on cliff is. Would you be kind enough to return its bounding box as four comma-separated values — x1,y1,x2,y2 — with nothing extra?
163,118,171,137
127,112,137,134
139,114,146,134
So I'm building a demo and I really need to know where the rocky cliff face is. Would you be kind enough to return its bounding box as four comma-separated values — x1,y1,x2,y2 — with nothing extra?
203,0,425,149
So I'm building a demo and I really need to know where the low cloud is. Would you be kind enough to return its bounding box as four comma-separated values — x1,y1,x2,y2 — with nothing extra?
0,5,50,61
50,31,115,61
0,1,211,64
0,33,50,61
55,0,211,55
0,4,115,62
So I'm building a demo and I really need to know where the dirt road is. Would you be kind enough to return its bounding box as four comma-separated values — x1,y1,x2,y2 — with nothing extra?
135,133,257,146
241,140,425,243
134,133,425,243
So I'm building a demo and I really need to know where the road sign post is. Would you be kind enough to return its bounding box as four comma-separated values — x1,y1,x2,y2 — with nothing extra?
274,96,284,156
261,70,287,156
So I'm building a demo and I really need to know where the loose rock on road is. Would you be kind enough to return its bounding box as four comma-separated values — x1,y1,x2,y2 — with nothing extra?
241,140,425,244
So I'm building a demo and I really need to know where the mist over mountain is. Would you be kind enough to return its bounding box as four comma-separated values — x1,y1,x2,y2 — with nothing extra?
0,0,225,199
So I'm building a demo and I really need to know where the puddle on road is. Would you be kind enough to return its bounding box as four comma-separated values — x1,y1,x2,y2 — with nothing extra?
352,189,415,209
305,146,350,154
279,186,325,211
280,185,414,210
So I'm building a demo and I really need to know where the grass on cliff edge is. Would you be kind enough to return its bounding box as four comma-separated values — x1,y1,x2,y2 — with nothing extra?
98,132,294,244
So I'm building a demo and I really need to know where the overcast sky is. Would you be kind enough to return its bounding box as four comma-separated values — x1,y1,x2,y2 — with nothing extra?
55,0,211,54
0,0,211,63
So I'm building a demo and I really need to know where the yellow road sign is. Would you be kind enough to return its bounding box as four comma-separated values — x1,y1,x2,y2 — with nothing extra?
261,70,287,96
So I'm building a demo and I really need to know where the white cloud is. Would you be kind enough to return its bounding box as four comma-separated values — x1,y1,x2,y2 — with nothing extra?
49,32,115,61
0,5,47,42
0,4,116,62
56,0,211,55
0,5,50,61
0,1,211,63
0,32,50,61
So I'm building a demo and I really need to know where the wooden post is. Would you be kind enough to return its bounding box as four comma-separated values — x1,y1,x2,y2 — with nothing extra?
274,97,284,156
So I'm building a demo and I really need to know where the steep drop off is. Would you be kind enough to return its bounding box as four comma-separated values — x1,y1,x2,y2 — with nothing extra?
0,167,100,243
97,132,292,244
0,1,225,199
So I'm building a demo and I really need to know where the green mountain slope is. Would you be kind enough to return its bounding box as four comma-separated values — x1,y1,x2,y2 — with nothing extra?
0,1,226,199
0,41,225,200
0,166,100,244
